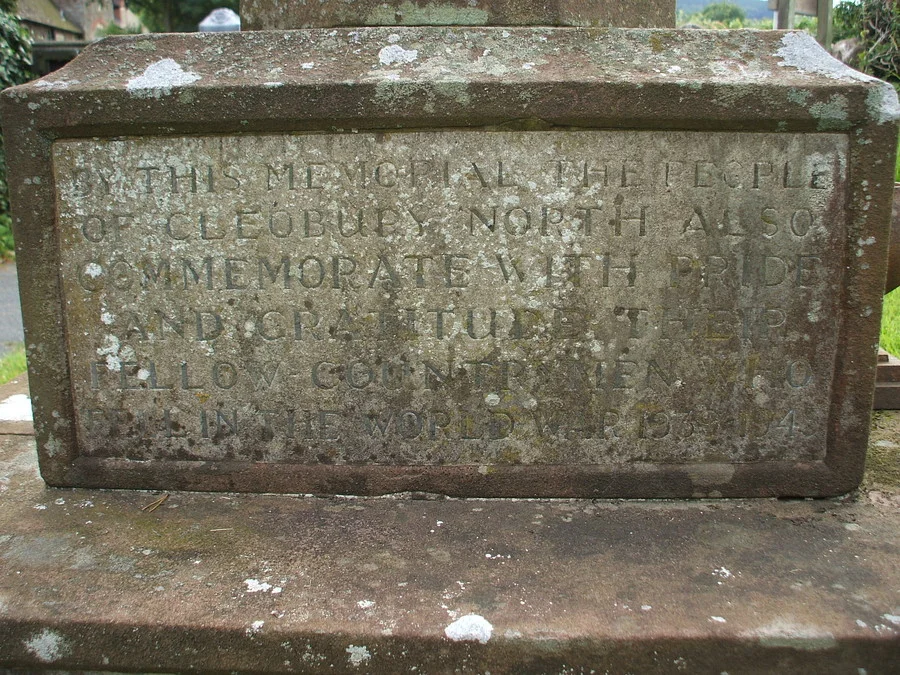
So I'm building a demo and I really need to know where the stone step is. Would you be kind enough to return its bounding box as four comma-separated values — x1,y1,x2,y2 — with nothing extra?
0,423,898,672
875,350,900,409
877,349,900,381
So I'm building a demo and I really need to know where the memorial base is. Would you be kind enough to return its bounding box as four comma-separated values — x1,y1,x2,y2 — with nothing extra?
0,395,898,673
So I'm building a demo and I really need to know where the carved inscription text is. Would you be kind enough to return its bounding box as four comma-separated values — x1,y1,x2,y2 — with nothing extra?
53,130,847,465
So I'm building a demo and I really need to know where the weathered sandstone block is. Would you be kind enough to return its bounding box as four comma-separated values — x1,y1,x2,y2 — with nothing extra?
2,28,897,496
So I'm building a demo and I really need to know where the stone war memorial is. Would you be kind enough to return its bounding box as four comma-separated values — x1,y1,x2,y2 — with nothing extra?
2,0,899,500
2,1,900,672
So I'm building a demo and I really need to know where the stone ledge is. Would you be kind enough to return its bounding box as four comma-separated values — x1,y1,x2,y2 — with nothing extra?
0,374,34,436
1,427,899,672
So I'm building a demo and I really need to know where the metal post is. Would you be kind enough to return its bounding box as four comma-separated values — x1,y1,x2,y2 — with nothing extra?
817,0,833,48
777,0,796,29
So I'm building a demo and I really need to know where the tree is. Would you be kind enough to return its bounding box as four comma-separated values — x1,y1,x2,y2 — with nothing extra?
129,0,239,32
700,2,746,25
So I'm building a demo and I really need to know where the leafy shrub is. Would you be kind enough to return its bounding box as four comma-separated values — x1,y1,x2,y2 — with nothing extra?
0,5,33,261
833,1,864,42
834,0,899,84
96,22,143,37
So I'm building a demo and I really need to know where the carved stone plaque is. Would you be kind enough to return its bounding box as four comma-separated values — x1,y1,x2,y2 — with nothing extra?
53,130,847,469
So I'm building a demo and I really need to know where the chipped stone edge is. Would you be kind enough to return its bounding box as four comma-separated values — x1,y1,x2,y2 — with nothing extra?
775,31,900,126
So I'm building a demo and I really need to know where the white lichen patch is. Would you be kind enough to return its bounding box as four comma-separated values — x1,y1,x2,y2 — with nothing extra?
444,614,493,643
126,59,200,98
34,78,78,90
378,44,418,66
807,301,822,323
776,32,875,83
100,311,115,325
357,599,375,609
883,614,900,625
84,262,103,278
243,578,272,593
23,628,70,662
97,334,122,372
712,566,734,584
0,394,33,422
749,618,837,651
246,620,264,635
345,644,371,667
43,435,62,457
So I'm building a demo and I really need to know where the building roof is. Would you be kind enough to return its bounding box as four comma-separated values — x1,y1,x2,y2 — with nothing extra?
16,0,83,36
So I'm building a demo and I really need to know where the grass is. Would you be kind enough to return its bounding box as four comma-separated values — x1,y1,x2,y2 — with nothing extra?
881,128,900,355
882,289,900,356
896,132,900,182
0,342,25,385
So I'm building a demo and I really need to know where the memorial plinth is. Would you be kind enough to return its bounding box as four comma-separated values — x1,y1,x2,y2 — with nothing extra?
2,28,898,497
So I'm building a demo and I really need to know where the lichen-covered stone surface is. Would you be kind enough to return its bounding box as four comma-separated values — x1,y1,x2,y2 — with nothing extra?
54,130,847,467
240,0,676,30
1,28,898,496
0,418,898,672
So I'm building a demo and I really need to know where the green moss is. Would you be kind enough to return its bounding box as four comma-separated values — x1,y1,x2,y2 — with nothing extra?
866,441,900,488
786,88,811,106
808,95,850,131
